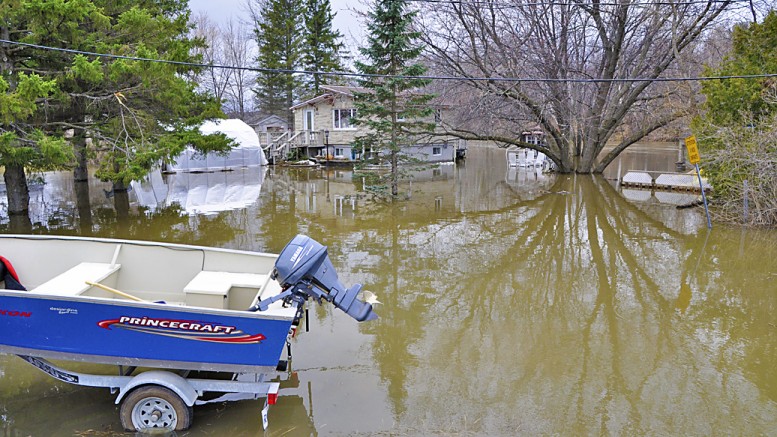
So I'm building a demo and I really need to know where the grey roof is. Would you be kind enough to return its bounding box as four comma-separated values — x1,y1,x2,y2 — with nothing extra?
290,85,372,110
242,112,288,126
320,85,370,96
289,85,449,110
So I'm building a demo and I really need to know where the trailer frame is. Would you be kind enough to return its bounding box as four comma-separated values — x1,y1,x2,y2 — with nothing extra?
17,355,281,432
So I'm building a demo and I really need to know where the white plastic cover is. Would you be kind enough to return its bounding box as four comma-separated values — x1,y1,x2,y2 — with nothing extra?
168,119,268,172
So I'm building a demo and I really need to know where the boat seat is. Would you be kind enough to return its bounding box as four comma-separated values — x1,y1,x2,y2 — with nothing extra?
183,271,267,309
32,262,121,296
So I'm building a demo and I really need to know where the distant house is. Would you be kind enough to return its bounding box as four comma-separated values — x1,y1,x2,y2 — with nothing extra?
244,113,288,135
521,128,544,146
506,127,551,169
283,85,463,164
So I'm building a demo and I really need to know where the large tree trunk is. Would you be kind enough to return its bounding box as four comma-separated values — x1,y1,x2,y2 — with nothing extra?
8,214,32,234
3,164,30,215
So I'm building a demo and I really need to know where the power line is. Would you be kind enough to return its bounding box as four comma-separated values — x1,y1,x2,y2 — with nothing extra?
405,0,757,18
2,39,776,84
407,0,747,7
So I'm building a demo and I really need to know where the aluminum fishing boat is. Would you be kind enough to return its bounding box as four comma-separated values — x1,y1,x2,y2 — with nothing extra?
0,234,377,432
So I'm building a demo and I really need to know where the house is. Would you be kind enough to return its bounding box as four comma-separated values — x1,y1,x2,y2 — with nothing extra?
240,112,290,153
282,85,464,164
244,112,288,135
506,127,552,169
521,128,544,147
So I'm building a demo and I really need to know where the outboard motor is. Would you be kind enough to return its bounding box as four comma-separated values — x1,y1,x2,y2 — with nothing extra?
253,235,378,322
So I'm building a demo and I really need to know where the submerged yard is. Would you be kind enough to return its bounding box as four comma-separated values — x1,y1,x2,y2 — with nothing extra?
1,145,776,435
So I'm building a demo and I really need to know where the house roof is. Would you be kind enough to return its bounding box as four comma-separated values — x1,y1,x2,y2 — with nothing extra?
241,111,288,127
320,85,370,96
290,85,371,110
521,125,544,135
289,84,450,110
254,115,288,127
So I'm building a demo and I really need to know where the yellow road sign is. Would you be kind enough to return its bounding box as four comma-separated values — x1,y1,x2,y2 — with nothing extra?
685,136,700,164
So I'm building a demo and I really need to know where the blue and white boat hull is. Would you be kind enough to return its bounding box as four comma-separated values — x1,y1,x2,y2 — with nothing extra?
0,292,294,372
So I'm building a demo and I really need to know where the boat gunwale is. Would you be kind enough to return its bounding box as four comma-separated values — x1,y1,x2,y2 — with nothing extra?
0,233,295,317
0,234,280,260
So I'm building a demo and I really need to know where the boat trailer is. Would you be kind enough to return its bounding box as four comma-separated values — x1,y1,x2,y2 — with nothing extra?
18,355,283,431
7,234,379,432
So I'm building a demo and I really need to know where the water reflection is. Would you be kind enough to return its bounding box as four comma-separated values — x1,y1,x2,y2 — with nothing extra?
0,146,775,435
74,180,93,233
132,168,267,216
325,174,777,435
602,141,685,180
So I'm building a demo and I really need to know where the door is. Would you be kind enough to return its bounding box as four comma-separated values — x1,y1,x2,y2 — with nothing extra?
303,109,315,143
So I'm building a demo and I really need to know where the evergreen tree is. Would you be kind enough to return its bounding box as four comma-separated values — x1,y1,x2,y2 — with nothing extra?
699,12,777,126
353,0,434,198
1,0,230,215
254,0,304,127
0,73,73,215
303,0,345,95
691,12,777,224
81,0,230,189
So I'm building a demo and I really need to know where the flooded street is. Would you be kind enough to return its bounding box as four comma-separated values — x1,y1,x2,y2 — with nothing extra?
1,145,776,435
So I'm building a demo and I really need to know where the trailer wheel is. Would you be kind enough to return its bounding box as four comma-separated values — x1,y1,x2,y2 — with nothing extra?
120,385,193,432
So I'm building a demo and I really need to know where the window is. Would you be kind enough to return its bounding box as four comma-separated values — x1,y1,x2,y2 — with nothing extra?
432,146,442,156
434,109,442,123
334,147,345,158
333,109,356,129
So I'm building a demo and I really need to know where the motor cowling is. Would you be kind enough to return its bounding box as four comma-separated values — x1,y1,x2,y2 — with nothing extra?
268,235,378,322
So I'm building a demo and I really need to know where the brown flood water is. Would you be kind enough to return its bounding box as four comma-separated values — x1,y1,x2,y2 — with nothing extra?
1,144,776,436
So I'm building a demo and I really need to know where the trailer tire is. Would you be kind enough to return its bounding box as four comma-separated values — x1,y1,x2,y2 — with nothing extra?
120,385,193,432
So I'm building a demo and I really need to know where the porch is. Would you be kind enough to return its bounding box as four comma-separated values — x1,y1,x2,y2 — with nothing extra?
257,129,467,165
258,130,325,163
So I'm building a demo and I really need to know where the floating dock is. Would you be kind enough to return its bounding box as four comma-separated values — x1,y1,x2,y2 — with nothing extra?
620,171,711,192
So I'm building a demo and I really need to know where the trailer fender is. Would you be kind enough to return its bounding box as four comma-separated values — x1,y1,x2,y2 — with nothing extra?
115,370,199,407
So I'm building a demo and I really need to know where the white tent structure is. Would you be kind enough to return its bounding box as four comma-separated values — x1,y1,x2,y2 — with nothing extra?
166,119,268,173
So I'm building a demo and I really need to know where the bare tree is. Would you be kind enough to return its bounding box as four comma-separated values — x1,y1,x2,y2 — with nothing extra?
221,18,257,119
192,14,233,105
418,0,739,173
191,14,257,119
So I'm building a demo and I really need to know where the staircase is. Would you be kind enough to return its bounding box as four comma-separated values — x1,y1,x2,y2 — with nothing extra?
259,130,324,164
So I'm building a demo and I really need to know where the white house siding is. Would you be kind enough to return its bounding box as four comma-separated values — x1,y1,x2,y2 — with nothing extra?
290,86,456,163
293,94,359,145
329,99,360,146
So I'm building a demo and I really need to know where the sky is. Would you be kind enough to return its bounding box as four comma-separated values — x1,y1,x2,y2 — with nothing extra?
188,0,365,48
